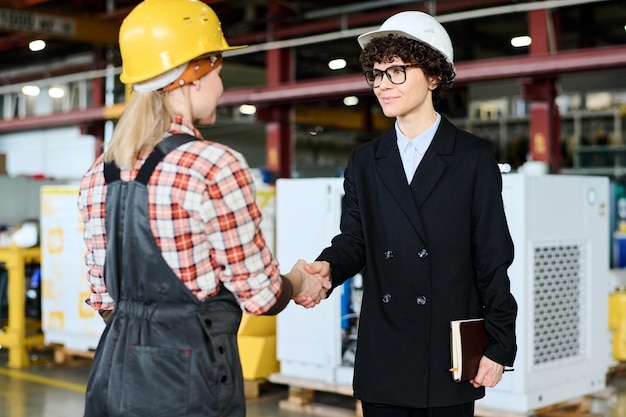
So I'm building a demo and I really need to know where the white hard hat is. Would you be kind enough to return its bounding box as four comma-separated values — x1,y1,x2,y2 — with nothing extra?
358,11,454,66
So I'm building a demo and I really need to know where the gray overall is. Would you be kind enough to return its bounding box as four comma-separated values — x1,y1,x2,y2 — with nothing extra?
84,135,245,417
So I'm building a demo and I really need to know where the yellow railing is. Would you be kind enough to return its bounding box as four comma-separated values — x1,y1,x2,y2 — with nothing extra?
0,246,43,368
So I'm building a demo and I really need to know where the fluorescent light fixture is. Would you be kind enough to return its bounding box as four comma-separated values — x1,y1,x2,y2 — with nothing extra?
328,58,347,70
511,36,532,48
22,85,40,96
48,87,65,98
239,104,256,115
343,96,359,106
29,39,46,52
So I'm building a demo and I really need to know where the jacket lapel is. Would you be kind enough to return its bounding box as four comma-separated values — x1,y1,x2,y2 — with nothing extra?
374,117,457,242
411,116,456,208
374,128,425,240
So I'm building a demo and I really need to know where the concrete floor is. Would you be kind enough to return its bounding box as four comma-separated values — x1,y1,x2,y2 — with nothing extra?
0,348,354,417
0,363,313,417
0,349,625,417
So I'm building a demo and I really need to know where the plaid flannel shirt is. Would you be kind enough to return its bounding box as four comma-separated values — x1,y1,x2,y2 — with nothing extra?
77,117,283,315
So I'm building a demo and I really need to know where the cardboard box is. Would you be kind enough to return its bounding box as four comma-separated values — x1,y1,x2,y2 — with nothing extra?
0,153,6,175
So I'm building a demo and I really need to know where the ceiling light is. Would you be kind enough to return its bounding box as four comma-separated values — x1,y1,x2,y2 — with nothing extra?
22,85,40,96
239,104,256,115
309,125,324,136
29,39,46,52
343,96,359,106
48,87,65,98
328,58,347,70
511,36,532,48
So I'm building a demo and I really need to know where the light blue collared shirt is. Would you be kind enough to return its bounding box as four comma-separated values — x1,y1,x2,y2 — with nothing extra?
396,113,441,183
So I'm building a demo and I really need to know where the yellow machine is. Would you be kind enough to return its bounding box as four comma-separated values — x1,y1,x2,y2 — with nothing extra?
609,285,626,361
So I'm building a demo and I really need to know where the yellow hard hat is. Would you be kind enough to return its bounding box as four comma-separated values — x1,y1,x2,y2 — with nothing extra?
119,0,246,85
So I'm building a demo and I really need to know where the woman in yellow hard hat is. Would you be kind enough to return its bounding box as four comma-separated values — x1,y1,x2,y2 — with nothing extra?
78,1,330,416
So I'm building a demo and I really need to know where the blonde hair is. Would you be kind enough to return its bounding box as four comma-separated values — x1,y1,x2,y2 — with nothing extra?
105,91,174,169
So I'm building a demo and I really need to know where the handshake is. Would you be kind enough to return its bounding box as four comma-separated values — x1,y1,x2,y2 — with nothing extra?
284,260,332,309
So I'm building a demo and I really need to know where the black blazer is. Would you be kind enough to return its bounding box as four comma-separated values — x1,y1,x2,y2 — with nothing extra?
318,116,517,408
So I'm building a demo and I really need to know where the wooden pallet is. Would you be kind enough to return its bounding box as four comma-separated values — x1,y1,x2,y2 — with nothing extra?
269,373,613,417
268,373,362,417
244,378,273,399
533,392,607,417
607,361,626,383
476,388,613,417
48,343,95,366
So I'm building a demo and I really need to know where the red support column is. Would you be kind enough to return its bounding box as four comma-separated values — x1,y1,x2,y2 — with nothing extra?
264,105,292,179
85,72,105,159
81,46,106,159
524,8,562,172
264,1,294,180
524,78,561,171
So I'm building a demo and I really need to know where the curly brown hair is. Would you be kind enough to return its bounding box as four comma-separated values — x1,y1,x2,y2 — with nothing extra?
359,34,455,103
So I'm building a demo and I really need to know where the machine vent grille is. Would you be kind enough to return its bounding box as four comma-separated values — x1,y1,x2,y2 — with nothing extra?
533,243,586,365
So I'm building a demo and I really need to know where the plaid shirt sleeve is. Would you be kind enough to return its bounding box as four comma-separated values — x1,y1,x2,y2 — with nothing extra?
198,144,283,315
78,154,115,311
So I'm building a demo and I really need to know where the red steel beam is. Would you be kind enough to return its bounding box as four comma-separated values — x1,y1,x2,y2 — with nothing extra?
457,45,626,83
0,45,624,133
220,45,626,106
0,107,105,132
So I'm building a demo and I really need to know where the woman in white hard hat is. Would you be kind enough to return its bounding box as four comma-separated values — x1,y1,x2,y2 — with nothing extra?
305,11,517,417
78,1,329,416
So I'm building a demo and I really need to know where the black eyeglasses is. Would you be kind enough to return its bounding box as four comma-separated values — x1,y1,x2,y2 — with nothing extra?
363,64,420,88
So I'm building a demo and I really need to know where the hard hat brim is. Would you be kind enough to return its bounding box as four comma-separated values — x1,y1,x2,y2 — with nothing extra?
221,44,248,52
357,29,414,50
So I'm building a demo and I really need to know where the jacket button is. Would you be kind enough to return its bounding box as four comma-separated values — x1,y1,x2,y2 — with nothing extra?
384,250,394,259
416,295,427,305
382,294,392,303
418,248,428,258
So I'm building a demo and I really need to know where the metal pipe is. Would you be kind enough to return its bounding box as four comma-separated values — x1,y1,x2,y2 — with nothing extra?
225,0,611,57
303,0,417,20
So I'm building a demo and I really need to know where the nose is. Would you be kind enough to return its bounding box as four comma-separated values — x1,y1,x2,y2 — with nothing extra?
377,73,393,89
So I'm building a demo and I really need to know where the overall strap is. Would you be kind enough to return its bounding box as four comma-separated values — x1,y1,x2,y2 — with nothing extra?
135,134,198,185
157,133,198,155
103,134,198,185
104,161,121,184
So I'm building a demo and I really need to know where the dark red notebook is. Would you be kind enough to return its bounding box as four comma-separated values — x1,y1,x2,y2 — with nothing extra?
450,318,488,382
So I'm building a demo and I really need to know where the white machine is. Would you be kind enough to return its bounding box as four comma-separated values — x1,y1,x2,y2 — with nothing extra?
481,174,610,412
275,174,611,413
275,178,353,385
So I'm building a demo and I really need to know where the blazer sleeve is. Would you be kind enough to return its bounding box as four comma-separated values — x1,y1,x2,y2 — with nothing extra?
317,150,367,289
472,142,518,367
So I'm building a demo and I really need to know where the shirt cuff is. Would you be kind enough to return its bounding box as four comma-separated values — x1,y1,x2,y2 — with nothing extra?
263,276,294,315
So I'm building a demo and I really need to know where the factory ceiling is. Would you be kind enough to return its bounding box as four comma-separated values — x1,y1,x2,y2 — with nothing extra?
0,0,622,89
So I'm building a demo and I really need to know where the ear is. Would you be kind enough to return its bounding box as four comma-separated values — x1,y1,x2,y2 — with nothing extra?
428,76,442,91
